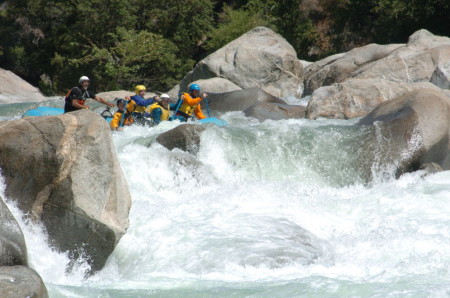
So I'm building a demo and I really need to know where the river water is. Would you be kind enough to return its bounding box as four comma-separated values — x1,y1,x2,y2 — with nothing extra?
1,97,450,297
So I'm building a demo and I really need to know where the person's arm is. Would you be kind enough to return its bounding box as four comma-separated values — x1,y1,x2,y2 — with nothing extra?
94,95,115,107
71,99,89,109
182,94,202,105
194,104,207,119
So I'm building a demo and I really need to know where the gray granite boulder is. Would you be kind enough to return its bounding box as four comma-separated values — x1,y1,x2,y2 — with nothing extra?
304,29,450,96
207,88,286,112
306,79,439,119
156,124,206,154
0,68,46,104
0,266,48,298
357,88,450,178
0,110,131,272
178,26,303,98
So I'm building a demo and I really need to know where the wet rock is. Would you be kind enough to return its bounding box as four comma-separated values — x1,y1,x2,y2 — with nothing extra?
0,110,131,272
358,88,450,178
0,266,48,298
0,198,27,266
156,124,206,154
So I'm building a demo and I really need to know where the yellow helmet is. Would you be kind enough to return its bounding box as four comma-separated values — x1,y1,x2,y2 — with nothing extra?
135,85,146,94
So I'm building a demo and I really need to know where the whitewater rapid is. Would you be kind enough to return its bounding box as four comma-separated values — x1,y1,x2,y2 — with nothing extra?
2,99,450,297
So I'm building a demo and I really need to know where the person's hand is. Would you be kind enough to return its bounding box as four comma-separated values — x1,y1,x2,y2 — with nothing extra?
84,105,90,109
201,92,208,99
107,102,115,107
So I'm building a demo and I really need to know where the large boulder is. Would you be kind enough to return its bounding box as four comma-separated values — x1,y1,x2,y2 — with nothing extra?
178,26,303,98
207,88,286,113
352,30,450,83
0,68,46,104
0,110,131,272
0,266,48,298
357,88,450,178
303,43,403,95
191,78,242,94
305,79,439,119
304,29,450,96
0,198,27,266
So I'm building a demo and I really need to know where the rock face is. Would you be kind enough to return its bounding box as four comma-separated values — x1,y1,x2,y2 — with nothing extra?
207,88,286,112
303,29,450,119
303,43,403,95
357,88,450,177
0,198,27,266
306,79,439,119
190,77,242,94
430,61,450,89
178,26,303,98
0,68,46,104
0,110,132,272
0,266,48,298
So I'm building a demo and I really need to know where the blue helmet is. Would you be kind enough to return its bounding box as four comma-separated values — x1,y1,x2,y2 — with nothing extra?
189,84,201,92
116,98,126,106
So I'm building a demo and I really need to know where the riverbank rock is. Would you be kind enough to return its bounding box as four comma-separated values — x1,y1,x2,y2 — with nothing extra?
0,68,46,104
0,266,48,298
0,110,132,272
305,79,438,119
178,26,303,98
357,88,450,178
303,43,403,95
0,198,27,266
207,88,286,112
304,29,450,96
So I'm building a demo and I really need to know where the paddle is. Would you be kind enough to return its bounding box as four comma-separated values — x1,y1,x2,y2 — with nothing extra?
169,95,183,121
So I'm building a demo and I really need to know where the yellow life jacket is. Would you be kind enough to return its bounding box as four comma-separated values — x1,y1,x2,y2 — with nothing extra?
126,100,147,114
146,102,170,121
178,92,200,116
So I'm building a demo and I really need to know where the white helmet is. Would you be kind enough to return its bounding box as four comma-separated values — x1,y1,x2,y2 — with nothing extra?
160,93,170,100
79,76,90,83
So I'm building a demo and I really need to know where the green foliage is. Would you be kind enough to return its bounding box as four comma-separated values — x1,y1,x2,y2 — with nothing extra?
329,0,450,50
2,0,450,95
206,5,269,52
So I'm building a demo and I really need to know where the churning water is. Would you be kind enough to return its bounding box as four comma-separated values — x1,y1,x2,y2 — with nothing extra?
2,98,450,297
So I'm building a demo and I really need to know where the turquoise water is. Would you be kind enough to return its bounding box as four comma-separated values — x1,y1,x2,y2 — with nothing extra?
2,98,450,297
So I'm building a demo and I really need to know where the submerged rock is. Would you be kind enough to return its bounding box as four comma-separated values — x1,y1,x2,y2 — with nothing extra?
0,110,131,272
156,124,205,154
